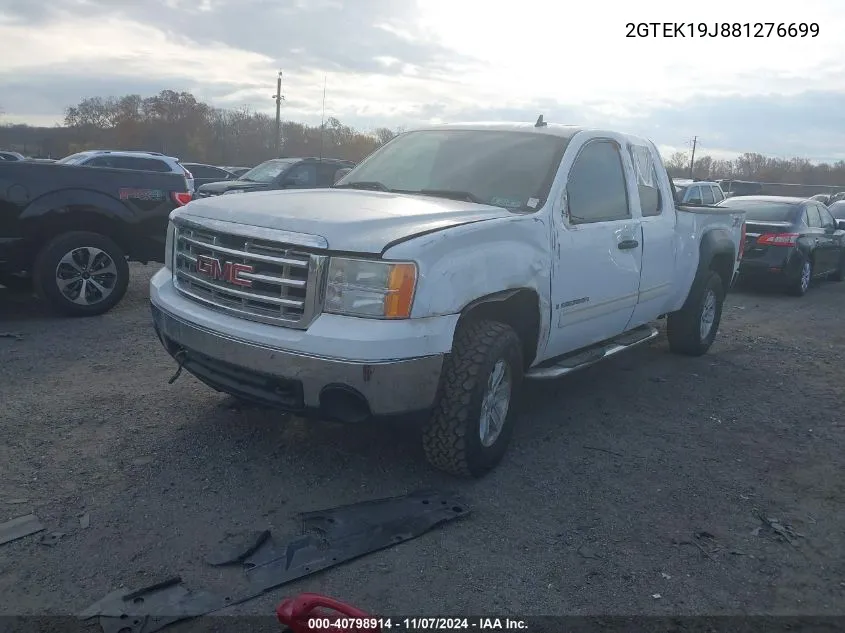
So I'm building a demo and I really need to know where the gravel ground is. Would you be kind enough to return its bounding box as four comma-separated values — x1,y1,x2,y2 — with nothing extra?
0,264,843,619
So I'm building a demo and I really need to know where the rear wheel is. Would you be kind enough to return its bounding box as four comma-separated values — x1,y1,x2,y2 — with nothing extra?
34,232,130,317
787,258,812,296
667,271,724,357
422,320,523,478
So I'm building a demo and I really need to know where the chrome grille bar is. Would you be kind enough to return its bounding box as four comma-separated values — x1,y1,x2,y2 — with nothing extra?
171,217,327,328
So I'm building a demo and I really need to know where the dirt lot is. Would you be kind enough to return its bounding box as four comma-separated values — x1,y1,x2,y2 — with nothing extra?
0,264,843,618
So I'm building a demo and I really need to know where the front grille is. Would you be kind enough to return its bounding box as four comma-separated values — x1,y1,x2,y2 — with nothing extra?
172,219,327,328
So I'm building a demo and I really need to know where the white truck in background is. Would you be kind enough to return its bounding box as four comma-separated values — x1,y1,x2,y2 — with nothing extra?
150,120,746,478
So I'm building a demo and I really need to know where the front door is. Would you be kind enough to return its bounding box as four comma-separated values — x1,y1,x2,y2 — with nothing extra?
545,137,643,358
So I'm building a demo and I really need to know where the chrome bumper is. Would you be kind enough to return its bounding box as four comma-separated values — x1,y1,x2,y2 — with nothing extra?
151,304,444,417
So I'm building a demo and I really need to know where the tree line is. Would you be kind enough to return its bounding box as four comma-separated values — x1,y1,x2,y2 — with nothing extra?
1,89,845,188
664,151,845,189
0,90,398,166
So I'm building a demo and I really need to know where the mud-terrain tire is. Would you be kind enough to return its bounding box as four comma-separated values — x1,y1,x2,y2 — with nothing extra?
422,320,523,478
667,271,724,357
34,231,130,317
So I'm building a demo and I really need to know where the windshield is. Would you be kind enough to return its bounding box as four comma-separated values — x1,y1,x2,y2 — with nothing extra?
719,199,799,222
57,153,91,165
336,129,570,212
240,159,297,183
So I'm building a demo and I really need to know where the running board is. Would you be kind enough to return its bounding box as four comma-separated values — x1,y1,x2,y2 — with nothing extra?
525,325,660,380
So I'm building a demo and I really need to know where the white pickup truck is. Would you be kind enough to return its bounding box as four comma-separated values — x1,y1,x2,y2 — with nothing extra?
150,121,746,478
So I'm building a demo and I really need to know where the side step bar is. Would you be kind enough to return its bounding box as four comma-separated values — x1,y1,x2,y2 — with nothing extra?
525,324,660,380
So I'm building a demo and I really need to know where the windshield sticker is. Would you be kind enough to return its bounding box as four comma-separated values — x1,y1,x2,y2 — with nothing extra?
527,198,539,209
491,196,523,208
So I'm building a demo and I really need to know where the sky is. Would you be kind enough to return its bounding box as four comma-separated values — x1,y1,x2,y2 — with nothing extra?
2,0,845,161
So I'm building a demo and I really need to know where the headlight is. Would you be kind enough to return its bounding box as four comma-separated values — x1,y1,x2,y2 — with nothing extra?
325,258,417,319
164,221,175,270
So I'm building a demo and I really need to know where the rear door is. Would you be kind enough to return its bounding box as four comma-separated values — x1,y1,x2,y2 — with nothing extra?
816,204,841,272
546,136,643,357
803,204,830,270
627,142,676,327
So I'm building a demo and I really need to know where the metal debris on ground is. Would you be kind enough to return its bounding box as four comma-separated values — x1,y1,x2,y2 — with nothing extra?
79,490,469,633
0,513,45,546
244,489,470,592
205,529,270,566
761,516,804,545
79,576,229,633
0,332,24,340
39,531,66,547
79,513,91,529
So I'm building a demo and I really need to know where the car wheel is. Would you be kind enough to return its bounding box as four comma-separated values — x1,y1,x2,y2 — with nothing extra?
667,271,725,357
422,320,524,478
34,231,130,317
787,258,812,296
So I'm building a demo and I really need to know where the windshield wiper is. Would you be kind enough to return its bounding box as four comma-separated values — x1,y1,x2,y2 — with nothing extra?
333,181,392,192
414,189,483,204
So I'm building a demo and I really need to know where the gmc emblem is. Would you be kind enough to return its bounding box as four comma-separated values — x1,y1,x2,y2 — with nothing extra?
195,254,254,287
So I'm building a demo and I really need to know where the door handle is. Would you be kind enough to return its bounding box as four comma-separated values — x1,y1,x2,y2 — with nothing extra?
617,239,639,250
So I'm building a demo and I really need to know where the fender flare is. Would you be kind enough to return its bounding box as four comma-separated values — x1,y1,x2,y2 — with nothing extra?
679,228,736,311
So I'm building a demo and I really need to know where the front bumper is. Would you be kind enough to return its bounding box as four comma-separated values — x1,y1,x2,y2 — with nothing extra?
151,303,445,419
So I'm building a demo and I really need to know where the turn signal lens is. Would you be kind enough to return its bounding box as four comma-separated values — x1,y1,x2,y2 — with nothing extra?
384,263,417,319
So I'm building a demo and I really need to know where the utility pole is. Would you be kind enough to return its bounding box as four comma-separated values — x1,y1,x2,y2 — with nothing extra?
318,76,326,161
272,71,283,156
688,136,698,179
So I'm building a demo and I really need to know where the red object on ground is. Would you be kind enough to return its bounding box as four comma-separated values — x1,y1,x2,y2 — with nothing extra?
276,593,381,633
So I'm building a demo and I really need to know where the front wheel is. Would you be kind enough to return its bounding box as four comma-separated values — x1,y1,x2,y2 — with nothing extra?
422,320,524,478
667,271,725,357
34,232,130,317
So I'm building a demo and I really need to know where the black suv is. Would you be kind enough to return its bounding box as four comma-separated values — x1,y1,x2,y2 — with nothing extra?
195,157,355,198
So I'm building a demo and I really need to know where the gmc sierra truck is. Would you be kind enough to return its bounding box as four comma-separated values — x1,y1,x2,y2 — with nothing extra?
150,121,746,478
1,160,192,315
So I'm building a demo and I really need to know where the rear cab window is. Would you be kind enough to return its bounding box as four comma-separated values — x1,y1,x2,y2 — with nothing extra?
627,142,662,217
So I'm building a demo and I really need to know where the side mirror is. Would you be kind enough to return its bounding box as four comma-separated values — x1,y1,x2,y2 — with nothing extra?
836,220,845,230
333,168,352,183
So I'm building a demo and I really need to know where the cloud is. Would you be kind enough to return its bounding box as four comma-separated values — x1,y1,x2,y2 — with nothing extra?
1,0,845,160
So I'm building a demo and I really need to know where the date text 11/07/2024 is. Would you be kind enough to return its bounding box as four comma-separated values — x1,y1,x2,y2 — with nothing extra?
305,617,528,630
625,22,820,37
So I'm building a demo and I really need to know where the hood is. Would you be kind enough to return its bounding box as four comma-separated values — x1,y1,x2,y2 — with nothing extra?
175,188,514,253
197,179,269,195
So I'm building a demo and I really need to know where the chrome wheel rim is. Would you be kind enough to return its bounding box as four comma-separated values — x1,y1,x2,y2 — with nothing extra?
800,261,811,292
479,359,512,448
55,247,118,305
700,289,717,341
